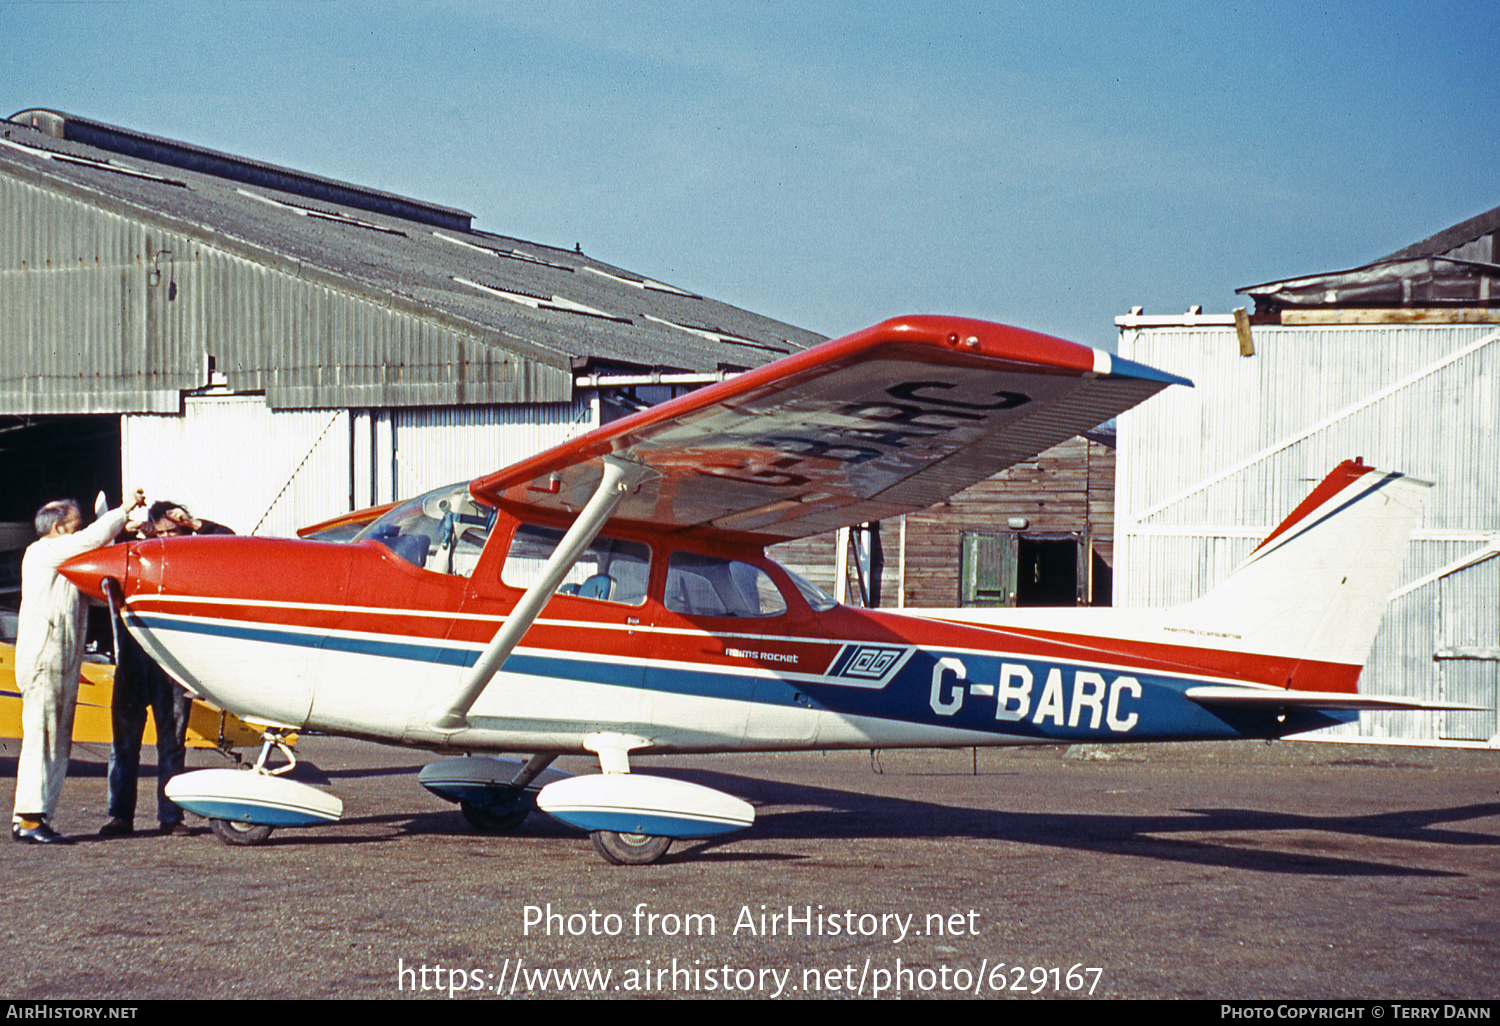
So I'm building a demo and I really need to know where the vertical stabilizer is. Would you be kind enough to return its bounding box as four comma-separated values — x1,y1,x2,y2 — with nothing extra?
905,461,1431,696
1170,460,1430,685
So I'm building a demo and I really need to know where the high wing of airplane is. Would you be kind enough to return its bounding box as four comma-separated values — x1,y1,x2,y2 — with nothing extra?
56,315,1473,863
465,316,1183,542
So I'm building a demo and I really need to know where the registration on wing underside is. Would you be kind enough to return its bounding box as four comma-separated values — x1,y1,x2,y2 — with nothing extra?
610,358,1163,537
620,360,1070,531
472,318,1186,542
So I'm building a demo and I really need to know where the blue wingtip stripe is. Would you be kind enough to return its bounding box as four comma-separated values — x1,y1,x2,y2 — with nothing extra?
1108,354,1193,387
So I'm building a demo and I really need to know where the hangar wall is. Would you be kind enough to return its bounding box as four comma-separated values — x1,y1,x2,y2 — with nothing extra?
121,395,594,538
0,173,571,415
1116,321,1500,745
770,434,1115,610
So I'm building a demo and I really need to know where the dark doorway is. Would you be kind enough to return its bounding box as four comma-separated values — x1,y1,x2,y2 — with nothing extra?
0,416,122,604
1015,537,1080,607
961,531,1096,608
0,416,122,521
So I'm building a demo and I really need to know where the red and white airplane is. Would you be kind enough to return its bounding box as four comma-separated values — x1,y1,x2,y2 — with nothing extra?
59,315,1459,863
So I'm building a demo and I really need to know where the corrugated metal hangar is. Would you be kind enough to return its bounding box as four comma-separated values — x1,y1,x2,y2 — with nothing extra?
0,107,1115,612
1115,206,1500,746
0,107,825,544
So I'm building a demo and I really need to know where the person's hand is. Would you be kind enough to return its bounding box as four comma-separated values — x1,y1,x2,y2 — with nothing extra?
128,488,147,512
164,508,201,532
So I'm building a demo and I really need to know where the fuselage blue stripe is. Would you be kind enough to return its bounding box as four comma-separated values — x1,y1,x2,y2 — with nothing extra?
130,612,475,667
129,611,1347,743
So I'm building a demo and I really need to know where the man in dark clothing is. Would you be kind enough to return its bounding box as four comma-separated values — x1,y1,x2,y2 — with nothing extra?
101,504,234,837
142,501,235,539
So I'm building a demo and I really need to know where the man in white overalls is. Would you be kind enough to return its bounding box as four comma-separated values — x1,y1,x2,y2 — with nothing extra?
12,489,145,844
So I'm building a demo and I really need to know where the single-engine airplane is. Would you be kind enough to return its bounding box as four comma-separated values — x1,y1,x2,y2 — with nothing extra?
57,315,1470,862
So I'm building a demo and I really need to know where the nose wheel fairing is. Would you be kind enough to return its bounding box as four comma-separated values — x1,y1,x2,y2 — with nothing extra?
165,734,342,846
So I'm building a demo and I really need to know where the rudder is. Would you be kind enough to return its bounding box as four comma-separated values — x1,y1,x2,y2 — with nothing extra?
1172,459,1430,689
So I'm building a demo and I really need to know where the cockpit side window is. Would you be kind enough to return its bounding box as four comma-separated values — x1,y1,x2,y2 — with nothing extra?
354,483,495,577
664,552,788,618
501,524,651,606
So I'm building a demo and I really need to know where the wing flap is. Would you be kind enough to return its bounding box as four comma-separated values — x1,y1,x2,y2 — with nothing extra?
471,316,1188,542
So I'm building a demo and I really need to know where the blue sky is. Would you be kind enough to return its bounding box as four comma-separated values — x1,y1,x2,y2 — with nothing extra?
2,0,1496,349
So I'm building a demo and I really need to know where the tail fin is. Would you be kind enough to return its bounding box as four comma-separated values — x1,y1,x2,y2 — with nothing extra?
1171,459,1429,688
917,460,1431,698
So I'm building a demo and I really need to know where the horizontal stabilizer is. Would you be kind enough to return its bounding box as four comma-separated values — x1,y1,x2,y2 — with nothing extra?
1185,687,1486,713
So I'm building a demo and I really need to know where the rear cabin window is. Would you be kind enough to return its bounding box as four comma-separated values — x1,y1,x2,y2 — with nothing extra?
501,524,651,606
664,553,787,618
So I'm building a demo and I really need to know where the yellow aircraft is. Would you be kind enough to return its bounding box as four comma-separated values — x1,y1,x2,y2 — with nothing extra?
0,619,266,755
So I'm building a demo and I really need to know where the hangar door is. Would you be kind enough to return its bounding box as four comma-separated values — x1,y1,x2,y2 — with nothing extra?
1116,322,1500,745
123,395,596,540
123,397,351,538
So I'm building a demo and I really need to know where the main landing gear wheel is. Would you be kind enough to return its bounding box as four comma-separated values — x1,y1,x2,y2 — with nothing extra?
460,800,529,834
209,819,274,846
591,830,672,865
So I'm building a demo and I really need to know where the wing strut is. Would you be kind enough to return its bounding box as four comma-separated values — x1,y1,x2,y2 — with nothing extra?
427,456,645,732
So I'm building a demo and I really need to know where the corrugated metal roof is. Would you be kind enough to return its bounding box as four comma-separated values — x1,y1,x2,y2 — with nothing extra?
9,107,478,232
1238,255,1500,312
1381,203,1500,263
0,109,824,413
1236,204,1500,316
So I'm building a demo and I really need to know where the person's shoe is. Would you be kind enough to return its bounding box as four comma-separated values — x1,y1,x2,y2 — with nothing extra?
159,821,193,837
99,818,134,837
12,823,74,845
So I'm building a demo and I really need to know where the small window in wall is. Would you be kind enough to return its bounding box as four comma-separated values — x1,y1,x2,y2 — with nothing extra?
502,524,651,605
664,553,787,618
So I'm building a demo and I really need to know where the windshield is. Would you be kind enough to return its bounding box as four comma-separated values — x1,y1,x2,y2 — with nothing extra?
775,562,839,611
353,482,495,577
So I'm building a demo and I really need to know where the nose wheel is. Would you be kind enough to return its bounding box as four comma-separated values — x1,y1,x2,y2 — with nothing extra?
460,799,531,833
165,732,340,846
203,733,300,846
